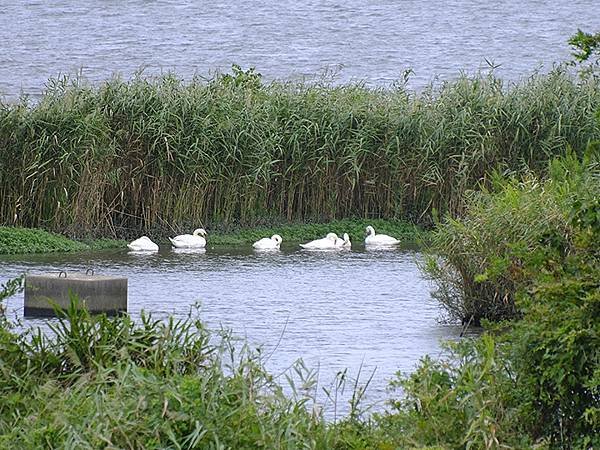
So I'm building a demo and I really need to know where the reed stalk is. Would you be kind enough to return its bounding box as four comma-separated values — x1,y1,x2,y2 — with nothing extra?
1,69,598,236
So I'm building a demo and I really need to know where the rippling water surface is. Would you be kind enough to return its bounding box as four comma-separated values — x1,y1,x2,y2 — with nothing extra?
1,0,598,100
0,245,461,411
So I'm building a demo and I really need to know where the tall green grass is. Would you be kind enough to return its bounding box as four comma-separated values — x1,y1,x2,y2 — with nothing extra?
1,68,599,236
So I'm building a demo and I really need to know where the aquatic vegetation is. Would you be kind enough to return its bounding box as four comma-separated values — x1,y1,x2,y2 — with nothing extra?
0,297,359,448
1,68,598,235
379,167,600,449
0,226,89,254
0,227,126,254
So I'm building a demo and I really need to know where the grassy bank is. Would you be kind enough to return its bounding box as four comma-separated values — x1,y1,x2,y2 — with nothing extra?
423,151,600,323
0,219,420,254
1,68,599,235
0,227,125,254
207,218,421,246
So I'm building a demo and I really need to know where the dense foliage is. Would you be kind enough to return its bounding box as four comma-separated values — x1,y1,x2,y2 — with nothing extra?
423,151,600,323
1,69,599,236
386,152,600,449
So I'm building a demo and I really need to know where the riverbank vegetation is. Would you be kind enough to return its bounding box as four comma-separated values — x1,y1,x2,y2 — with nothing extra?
394,152,599,448
423,150,600,323
0,226,125,254
0,219,417,254
1,33,599,447
1,68,599,237
0,150,598,448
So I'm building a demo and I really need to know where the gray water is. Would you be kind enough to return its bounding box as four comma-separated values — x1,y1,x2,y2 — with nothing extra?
1,1,599,101
0,245,460,412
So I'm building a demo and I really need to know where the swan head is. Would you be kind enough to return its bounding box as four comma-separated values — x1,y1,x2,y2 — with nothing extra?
193,228,207,237
365,226,375,236
343,233,350,243
271,234,283,244
326,232,338,241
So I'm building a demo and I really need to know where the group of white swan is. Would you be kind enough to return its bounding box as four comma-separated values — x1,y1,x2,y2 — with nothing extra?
127,228,207,251
127,226,400,252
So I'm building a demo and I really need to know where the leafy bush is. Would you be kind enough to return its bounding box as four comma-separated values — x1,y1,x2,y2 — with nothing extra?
375,336,532,449
423,151,600,323
505,183,600,447
380,153,599,448
0,226,89,254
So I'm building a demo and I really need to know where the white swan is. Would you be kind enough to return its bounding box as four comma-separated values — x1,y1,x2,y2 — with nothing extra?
300,232,339,250
127,236,159,252
253,234,282,250
364,225,400,246
335,232,351,248
169,228,207,248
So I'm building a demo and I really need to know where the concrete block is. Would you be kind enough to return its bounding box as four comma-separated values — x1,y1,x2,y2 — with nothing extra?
24,272,127,317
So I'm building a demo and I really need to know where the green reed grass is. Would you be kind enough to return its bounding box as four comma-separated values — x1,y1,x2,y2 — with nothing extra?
1,68,599,236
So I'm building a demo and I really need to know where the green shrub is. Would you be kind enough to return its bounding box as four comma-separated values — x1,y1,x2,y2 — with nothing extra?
379,154,599,448
504,184,600,448
375,336,533,449
423,151,600,323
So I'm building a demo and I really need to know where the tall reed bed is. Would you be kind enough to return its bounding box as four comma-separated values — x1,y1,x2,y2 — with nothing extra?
1,69,598,235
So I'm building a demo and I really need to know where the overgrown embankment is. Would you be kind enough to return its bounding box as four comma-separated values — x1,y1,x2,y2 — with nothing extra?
385,153,599,448
1,68,599,236
1,153,598,448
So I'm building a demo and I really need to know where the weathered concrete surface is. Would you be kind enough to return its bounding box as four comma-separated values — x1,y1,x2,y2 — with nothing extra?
24,273,127,316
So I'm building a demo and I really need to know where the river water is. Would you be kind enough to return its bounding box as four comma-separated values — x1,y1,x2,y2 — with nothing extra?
0,244,461,413
1,1,599,101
